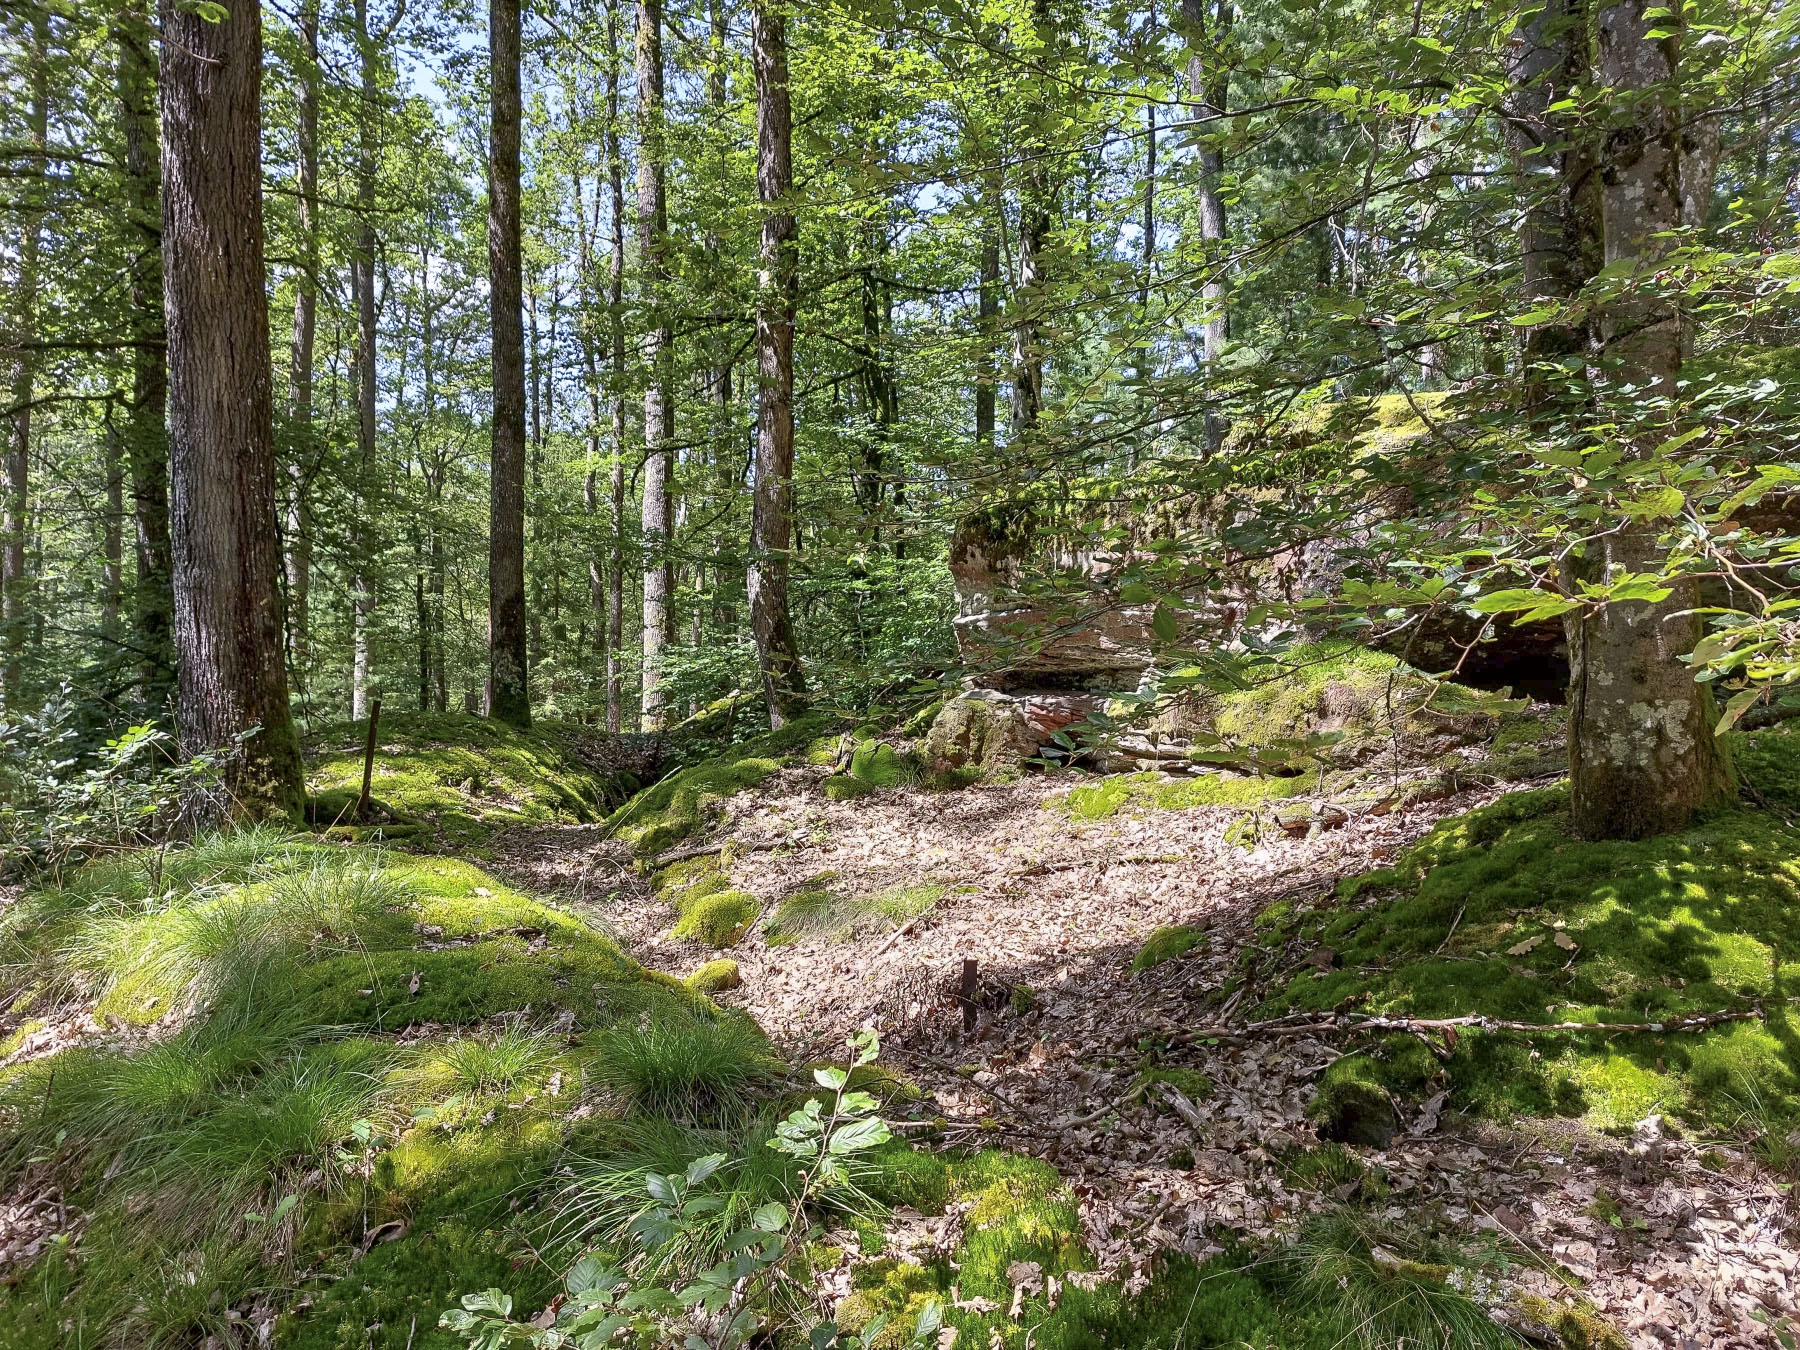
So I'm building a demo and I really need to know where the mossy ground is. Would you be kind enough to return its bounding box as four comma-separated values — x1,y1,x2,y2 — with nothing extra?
0,831,745,1349
1061,767,1318,820
837,1148,1513,1350
305,710,627,848
606,713,837,856
1256,732,1800,1144
763,883,945,944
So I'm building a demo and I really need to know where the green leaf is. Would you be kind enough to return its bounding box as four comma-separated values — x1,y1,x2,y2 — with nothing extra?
1716,687,1760,735
686,1153,728,1187
826,1116,892,1154
813,1066,849,1091
645,1173,678,1204
1621,485,1684,519
751,1201,789,1232
462,1290,514,1317
1151,602,1179,643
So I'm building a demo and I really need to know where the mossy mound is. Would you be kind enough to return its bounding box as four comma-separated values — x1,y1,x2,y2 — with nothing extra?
670,889,760,947
1131,924,1208,972
850,740,910,787
606,713,837,856
685,958,742,993
305,710,630,847
824,773,874,800
0,831,753,1350
1260,754,1800,1140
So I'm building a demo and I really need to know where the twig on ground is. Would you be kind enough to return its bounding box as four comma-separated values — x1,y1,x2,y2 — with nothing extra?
1170,1006,1763,1047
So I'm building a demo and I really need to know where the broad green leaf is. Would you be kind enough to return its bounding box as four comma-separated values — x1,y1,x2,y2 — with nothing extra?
1716,687,1760,735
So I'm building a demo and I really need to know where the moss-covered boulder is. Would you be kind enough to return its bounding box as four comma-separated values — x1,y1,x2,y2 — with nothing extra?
849,739,909,787
921,690,1038,776
1309,1056,1401,1148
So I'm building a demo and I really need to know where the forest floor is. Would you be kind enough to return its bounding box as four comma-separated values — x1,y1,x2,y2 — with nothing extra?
493,762,1798,1349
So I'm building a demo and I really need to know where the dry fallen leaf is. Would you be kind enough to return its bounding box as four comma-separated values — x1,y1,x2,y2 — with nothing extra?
1507,934,1544,956
1553,932,1578,951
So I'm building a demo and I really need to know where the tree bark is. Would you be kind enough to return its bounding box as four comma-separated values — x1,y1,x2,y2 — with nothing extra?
286,0,319,695
1505,0,1602,411
605,0,628,734
350,0,380,724
749,0,806,727
637,0,675,730
2,5,47,709
116,0,174,703
1181,0,1231,454
1564,0,1731,839
488,0,531,726
159,0,304,820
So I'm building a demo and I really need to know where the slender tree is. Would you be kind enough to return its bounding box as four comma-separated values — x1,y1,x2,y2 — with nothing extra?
636,0,674,730
1563,0,1732,838
606,0,628,733
488,0,531,727
159,0,303,818
749,0,805,725
2,5,47,709
116,0,173,701
350,0,382,723
286,0,320,694
1181,0,1231,453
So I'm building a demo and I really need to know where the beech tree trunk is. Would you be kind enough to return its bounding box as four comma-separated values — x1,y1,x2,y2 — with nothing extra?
750,0,806,728
2,6,46,709
636,0,674,730
159,0,303,819
1564,0,1731,839
286,0,320,693
488,0,531,727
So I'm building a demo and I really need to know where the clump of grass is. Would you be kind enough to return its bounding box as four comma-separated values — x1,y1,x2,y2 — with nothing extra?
586,1011,780,1120
763,883,942,944
1131,924,1207,972
1287,1210,1515,1350
428,1023,561,1096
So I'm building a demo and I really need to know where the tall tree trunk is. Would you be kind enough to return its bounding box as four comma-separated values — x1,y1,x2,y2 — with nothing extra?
1505,0,1601,413
1181,0,1231,454
750,0,806,727
286,0,319,695
159,0,303,819
116,0,174,704
350,0,381,723
1564,0,1731,839
576,171,610,693
2,5,47,709
706,0,736,641
975,182,999,450
102,417,124,641
637,0,674,729
488,0,530,727
605,0,627,734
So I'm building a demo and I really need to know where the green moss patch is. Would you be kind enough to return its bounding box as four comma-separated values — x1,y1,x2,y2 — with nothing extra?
763,883,943,944
1060,768,1318,820
1131,924,1208,972
607,755,780,856
685,958,742,993
850,740,910,787
670,889,760,947
1261,783,1800,1140
305,710,627,848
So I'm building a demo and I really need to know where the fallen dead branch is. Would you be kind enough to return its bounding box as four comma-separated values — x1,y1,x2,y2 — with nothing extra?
1170,1006,1764,1047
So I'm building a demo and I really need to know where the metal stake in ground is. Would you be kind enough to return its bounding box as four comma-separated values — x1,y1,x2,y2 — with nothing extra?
960,957,979,1034
357,696,382,819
